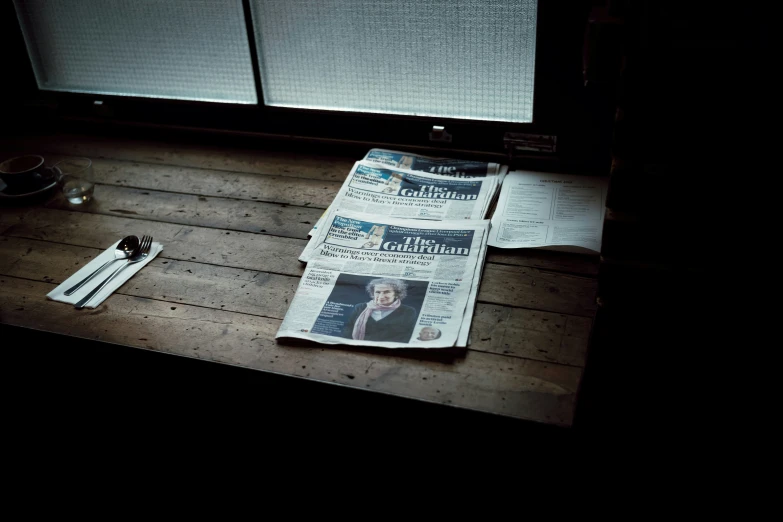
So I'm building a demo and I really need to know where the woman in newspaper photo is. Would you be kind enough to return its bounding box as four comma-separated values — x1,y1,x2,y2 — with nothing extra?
342,278,418,343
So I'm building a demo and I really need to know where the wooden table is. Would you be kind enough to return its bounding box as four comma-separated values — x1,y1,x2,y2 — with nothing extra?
0,133,599,428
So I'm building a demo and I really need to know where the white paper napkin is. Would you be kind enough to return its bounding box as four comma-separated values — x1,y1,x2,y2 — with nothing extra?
47,240,163,308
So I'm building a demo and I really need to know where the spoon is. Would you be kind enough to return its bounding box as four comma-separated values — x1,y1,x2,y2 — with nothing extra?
64,235,140,296
74,234,152,309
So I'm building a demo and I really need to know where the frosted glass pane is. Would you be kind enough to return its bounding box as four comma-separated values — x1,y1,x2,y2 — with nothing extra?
13,0,257,104
250,0,537,123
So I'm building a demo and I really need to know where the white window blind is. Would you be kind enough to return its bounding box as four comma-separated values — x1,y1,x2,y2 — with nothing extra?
13,0,257,104
250,0,537,123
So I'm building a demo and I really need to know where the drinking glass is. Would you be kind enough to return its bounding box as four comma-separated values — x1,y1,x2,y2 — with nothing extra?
54,157,94,204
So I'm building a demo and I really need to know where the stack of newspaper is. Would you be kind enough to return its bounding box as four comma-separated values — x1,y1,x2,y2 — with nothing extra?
276,149,506,349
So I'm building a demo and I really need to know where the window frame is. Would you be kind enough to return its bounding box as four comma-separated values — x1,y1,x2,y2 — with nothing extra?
4,0,608,170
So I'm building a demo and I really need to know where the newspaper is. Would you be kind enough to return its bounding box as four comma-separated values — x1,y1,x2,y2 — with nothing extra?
277,210,490,349
307,149,508,237
300,161,499,262
488,170,609,253
364,148,507,178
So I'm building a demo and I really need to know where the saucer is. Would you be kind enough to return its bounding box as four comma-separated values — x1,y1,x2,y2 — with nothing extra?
0,180,58,198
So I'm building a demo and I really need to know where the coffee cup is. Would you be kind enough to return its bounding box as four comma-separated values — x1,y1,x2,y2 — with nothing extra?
0,155,59,195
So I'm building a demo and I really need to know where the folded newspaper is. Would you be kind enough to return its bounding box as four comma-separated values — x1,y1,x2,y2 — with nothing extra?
307,148,507,238
301,160,501,262
363,148,508,178
488,170,609,254
277,210,490,349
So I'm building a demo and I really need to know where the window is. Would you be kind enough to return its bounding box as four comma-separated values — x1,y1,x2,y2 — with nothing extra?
13,0,257,103
251,0,537,123
7,1,601,161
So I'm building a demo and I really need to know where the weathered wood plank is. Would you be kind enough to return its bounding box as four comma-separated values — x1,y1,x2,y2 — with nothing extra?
0,236,590,366
0,276,582,426
0,207,34,236
86,158,343,208
479,264,597,317
45,184,323,239
0,236,297,320
2,208,306,276
0,134,356,182
3,210,598,316
468,304,591,367
487,248,599,277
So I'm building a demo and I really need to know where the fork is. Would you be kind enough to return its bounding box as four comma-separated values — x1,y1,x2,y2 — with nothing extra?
75,235,153,309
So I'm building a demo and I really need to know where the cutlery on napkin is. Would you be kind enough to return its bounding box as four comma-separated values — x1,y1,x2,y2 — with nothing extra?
47,239,163,308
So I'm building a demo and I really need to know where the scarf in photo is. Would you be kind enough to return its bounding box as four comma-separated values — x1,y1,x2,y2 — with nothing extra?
352,299,401,340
